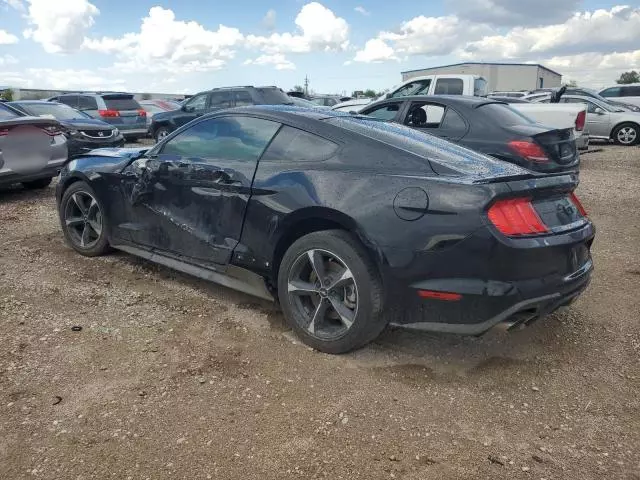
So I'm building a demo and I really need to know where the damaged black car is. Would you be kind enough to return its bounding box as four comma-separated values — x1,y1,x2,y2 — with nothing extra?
56,106,594,353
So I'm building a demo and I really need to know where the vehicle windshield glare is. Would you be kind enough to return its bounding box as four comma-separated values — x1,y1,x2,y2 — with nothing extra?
19,103,91,120
476,103,535,125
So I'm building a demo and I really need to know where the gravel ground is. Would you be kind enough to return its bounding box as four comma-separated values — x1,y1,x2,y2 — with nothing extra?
1,145,639,479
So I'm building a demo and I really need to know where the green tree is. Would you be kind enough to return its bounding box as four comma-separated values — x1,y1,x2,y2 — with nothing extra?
1,88,14,101
141,93,152,100
292,85,304,93
566,80,578,87
363,89,377,98
616,71,640,84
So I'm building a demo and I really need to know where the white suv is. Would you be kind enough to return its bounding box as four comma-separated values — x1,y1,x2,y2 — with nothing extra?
599,84,640,108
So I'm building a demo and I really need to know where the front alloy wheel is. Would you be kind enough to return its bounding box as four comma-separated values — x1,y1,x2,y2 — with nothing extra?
59,181,111,257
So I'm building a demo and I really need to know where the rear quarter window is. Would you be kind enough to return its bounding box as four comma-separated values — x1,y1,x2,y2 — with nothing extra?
477,103,535,125
103,97,141,110
78,96,98,110
434,78,464,95
0,103,20,120
261,126,338,163
622,86,640,97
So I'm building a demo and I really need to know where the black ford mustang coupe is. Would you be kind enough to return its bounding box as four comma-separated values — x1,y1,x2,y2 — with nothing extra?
56,106,594,353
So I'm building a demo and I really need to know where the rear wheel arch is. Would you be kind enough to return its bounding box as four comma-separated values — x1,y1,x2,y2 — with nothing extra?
271,208,383,285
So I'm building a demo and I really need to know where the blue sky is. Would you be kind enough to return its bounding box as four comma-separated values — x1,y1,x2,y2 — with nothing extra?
1,0,639,94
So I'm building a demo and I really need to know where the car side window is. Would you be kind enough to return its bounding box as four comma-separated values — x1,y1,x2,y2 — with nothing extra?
57,95,79,108
183,93,209,113
600,87,621,97
261,125,338,163
622,86,640,97
391,80,431,98
405,103,445,128
364,103,400,120
434,78,464,95
78,96,98,111
234,91,254,107
209,91,233,109
440,108,467,134
161,116,280,163
564,98,598,113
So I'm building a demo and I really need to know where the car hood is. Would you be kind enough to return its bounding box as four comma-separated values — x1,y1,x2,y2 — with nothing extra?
0,116,61,128
65,147,148,173
151,110,177,122
61,118,115,130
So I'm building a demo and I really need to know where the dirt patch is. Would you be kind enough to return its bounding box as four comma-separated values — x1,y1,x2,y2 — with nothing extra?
1,145,639,479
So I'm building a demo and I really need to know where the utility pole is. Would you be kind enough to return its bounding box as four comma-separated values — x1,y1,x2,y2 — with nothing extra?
304,75,309,97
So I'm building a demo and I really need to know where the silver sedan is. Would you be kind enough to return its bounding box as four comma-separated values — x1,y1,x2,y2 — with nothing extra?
0,103,68,189
528,94,640,146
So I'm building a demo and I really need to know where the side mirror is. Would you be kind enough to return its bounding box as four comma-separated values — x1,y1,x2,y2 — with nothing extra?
594,107,605,115
181,104,190,112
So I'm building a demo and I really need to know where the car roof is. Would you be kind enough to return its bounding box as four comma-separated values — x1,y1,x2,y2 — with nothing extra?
10,100,60,104
366,95,505,108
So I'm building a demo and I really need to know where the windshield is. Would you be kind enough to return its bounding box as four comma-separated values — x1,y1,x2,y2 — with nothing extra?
255,88,293,105
17,102,90,120
0,103,20,120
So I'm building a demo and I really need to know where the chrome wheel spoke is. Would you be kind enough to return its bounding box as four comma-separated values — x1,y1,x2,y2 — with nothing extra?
80,223,92,247
72,193,88,215
328,295,355,329
288,280,318,296
308,298,329,333
65,216,84,227
88,219,102,237
328,266,354,290
307,250,326,283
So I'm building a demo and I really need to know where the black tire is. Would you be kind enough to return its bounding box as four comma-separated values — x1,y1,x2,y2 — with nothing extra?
58,181,111,257
612,122,640,146
154,126,171,143
22,177,52,189
277,230,386,354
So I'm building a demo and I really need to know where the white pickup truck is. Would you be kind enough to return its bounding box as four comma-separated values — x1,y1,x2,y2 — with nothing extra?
381,74,488,99
507,103,589,150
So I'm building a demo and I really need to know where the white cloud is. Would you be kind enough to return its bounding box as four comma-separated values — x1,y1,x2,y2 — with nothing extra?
545,50,640,88
449,0,581,27
83,6,243,73
262,9,277,31
244,53,295,70
462,6,640,59
354,39,397,63
354,6,370,16
23,0,99,53
246,2,349,54
0,29,19,44
0,54,18,66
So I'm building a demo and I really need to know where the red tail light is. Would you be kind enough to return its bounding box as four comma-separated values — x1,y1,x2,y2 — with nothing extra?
41,125,62,136
488,198,548,236
508,141,549,163
0,128,8,136
575,110,586,131
418,290,462,301
137,109,147,117
98,109,120,117
569,192,588,217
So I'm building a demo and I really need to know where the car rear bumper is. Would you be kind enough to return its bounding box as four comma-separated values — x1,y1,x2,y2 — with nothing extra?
0,161,65,187
576,132,589,150
384,222,595,335
118,128,147,137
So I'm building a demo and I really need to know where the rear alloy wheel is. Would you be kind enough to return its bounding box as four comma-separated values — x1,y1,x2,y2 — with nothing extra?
612,123,639,146
278,230,386,354
59,181,110,257
154,126,171,143
22,177,52,189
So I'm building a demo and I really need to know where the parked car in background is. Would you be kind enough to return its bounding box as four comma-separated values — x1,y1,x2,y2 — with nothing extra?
309,96,345,107
599,84,640,108
528,93,640,146
487,97,531,103
359,96,580,173
383,75,488,99
290,97,329,108
0,102,67,190
9,101,125,157
55,105,593,353
488,91,529,98
331,98,372,113
140,99,181,135
149,86,293,142
525,88,640,112
48,93,147,141
491,97,589,150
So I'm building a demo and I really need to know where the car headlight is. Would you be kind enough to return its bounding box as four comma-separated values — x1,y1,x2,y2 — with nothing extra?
113,128,120,135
